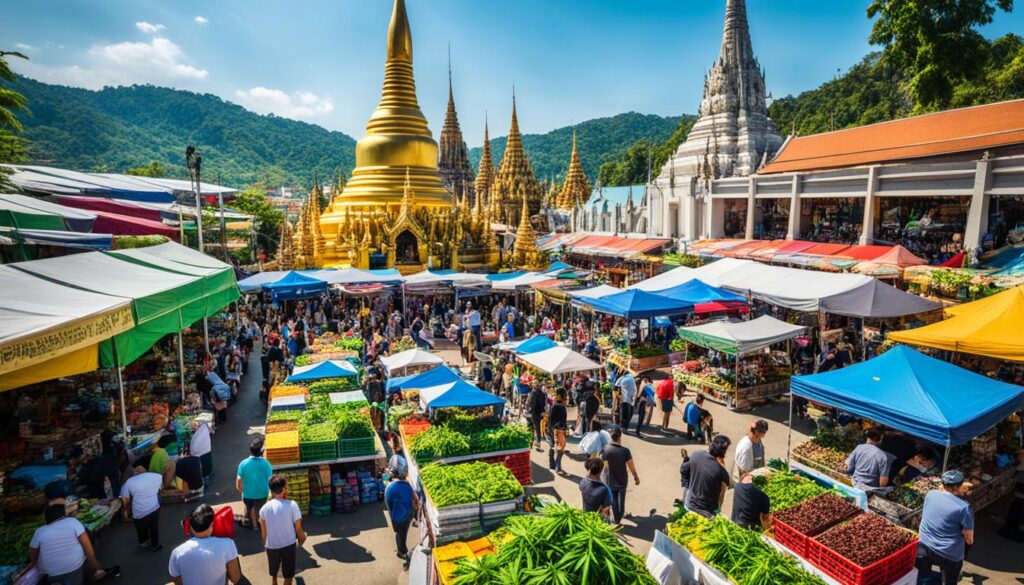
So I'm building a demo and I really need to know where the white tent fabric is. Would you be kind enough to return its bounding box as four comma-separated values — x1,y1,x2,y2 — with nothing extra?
0,265,131,347
630,257,936,316
569,284,621,299
119,241,233,270
627,266,694,291
403,270,489,286
237,271,291,292
379,349,444,376
12,252,198,300
677,315,807,356
490,272,551,291
517,346,601,375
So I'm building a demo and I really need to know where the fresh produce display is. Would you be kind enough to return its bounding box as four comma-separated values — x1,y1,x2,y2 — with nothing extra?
421,462,522,507
887,483,926,509
410,425,471,461
813,513,915,567
266,409,303,422
386,404,418,428
333,404,374,438
753,471,829,511
298,421,338,443
792,441,848,475
468,424,532,453
0,518,43,565
666,514,826,585
333,337,365,351
669,338,687,353
309,378,360,393
452,504,656,585
773,494,862,536
392,336,417,352
628,342,667,358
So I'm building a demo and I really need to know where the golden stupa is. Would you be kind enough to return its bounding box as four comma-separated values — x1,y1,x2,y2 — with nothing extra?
316,0,498,272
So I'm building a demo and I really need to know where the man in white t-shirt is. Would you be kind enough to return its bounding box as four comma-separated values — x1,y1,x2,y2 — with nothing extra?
169,504,241,585
465,302,482,350
120,465,164,551
733,419,769,481
259,475,307,585
30,503,116,584
190,420,213,485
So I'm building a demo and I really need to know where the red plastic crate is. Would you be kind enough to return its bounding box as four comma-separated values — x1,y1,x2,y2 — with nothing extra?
805,536,918,585
771,514,811,557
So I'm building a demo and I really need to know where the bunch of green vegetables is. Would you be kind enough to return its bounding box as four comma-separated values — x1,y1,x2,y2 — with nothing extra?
887,484,925,509
420,461,522,507
386,405,418,429
294,354,313,367
410,426,471,460
753,471,829,511
667,514,827,585
0,518,43,565
297,420,337,443
468,423,533,453
331,405,374,438
309,378,359,394
266,409,303,422
452,504,656,585
432,408,494,435
669,338,687,353
333,337,364,350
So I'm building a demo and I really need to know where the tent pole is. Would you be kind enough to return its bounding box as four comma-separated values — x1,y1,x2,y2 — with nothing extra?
786,387,794,465
178,331,187,403
113,343,129,446
202,317,210,355
941,446,950,474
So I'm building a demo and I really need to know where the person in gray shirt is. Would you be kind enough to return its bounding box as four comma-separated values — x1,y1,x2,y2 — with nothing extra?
845,427,894,490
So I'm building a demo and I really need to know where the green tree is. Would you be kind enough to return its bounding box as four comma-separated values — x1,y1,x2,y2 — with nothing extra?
867,0,1014,109
230,186,284,258
125,161,166,177
597,115,696,186
0,51,30,185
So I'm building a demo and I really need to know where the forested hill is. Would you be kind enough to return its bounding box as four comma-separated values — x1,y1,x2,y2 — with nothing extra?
469,112,683,185
10,75,356,186
768,34,1024,137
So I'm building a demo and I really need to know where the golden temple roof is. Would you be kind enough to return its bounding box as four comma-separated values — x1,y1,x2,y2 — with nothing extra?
474,117,496,210
491,93,542,226
438,61,476,205
557,130,591,209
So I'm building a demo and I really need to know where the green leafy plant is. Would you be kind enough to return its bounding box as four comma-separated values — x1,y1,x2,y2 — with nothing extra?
420,461,523,508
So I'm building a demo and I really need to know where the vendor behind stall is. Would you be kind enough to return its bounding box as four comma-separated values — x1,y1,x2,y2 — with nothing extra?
731,473,771,531
894,448,938,485
845,427,895,490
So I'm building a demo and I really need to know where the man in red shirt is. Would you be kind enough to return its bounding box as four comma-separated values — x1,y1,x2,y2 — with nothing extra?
655,378,676,431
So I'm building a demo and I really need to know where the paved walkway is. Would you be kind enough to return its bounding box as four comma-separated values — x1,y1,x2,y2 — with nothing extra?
94,348,1021,584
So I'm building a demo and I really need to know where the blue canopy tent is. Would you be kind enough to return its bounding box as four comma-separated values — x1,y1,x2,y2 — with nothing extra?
419,378,507,409
513,336,558,355
578,289,695,319
655,278,748,306
264,271,328,301
545,261,573,273
285,359,359,383
791,346,1024,451
385,365,462,393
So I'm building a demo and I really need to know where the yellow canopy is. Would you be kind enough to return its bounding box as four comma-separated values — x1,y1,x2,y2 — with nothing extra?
889,286,1024,362
0,344,101,392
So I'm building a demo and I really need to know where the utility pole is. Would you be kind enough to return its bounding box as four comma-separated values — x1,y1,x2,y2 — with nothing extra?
218,172,228,262
185,146,210,353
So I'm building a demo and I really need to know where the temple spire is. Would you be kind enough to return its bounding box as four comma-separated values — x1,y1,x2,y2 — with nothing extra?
512,191,539,269
556,129,590,210
475,115,495,209
492,91,541,225
437,47,475,204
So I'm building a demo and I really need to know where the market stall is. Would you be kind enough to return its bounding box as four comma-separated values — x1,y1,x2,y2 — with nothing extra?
671,316,805,410
516,346,601,376
380,348,444,377
285,359,360,384
263,271,329,301
788,345,1024,526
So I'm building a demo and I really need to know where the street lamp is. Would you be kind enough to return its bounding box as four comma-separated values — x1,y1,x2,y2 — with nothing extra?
185,146,209,353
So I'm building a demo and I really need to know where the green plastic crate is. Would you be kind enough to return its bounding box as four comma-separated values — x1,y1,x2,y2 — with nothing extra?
299,440,338,462
337,435,376,457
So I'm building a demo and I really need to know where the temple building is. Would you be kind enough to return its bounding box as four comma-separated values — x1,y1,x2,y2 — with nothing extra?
313,0,497,272
645,0,783,240
437,66,476,205
489,95,544,227
555,131,591,210
474,119,496,209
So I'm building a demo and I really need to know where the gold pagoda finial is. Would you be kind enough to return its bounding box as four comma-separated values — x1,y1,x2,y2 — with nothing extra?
557,127,591,210
387,0,413,63
475,114,495,208
512,191,540,268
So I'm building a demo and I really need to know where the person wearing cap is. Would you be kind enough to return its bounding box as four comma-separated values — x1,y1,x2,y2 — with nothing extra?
237,438,274,530
733,420,769,481
916,470,974,584
169,504,241,585
845,427,895,490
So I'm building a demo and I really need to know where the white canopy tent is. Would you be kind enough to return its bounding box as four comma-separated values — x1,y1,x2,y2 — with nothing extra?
403,270,489,286
627,265,694,291
379,348,444,376
676,315,807,356
490,272,552,291
517,346,602,375
568,284,621,299
313,268,404,285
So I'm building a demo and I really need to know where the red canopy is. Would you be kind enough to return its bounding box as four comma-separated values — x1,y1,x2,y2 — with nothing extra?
90,210,179,241
56,196,163,222
939,251,966,268
837,245,893,261
872,245,928,267
694,301,750,314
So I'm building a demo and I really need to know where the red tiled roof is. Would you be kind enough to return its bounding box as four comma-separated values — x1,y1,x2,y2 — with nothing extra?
761,99,1024,174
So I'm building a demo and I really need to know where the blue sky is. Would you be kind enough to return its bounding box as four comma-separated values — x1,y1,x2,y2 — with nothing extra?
4,1,1022,145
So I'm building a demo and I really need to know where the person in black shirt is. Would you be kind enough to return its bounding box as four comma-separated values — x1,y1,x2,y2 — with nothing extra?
601,426,639,524
364,369,385,433
527,384,547,451
681,435,731,518
579,457,612,518
174,445,204,496
547,392,568,474
731,473,770,530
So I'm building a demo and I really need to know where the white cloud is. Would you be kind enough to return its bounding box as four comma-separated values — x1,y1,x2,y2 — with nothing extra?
194,16,208,25
15,35,208,90
14,43,37,52
135,21,166,35
234,87,334,121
